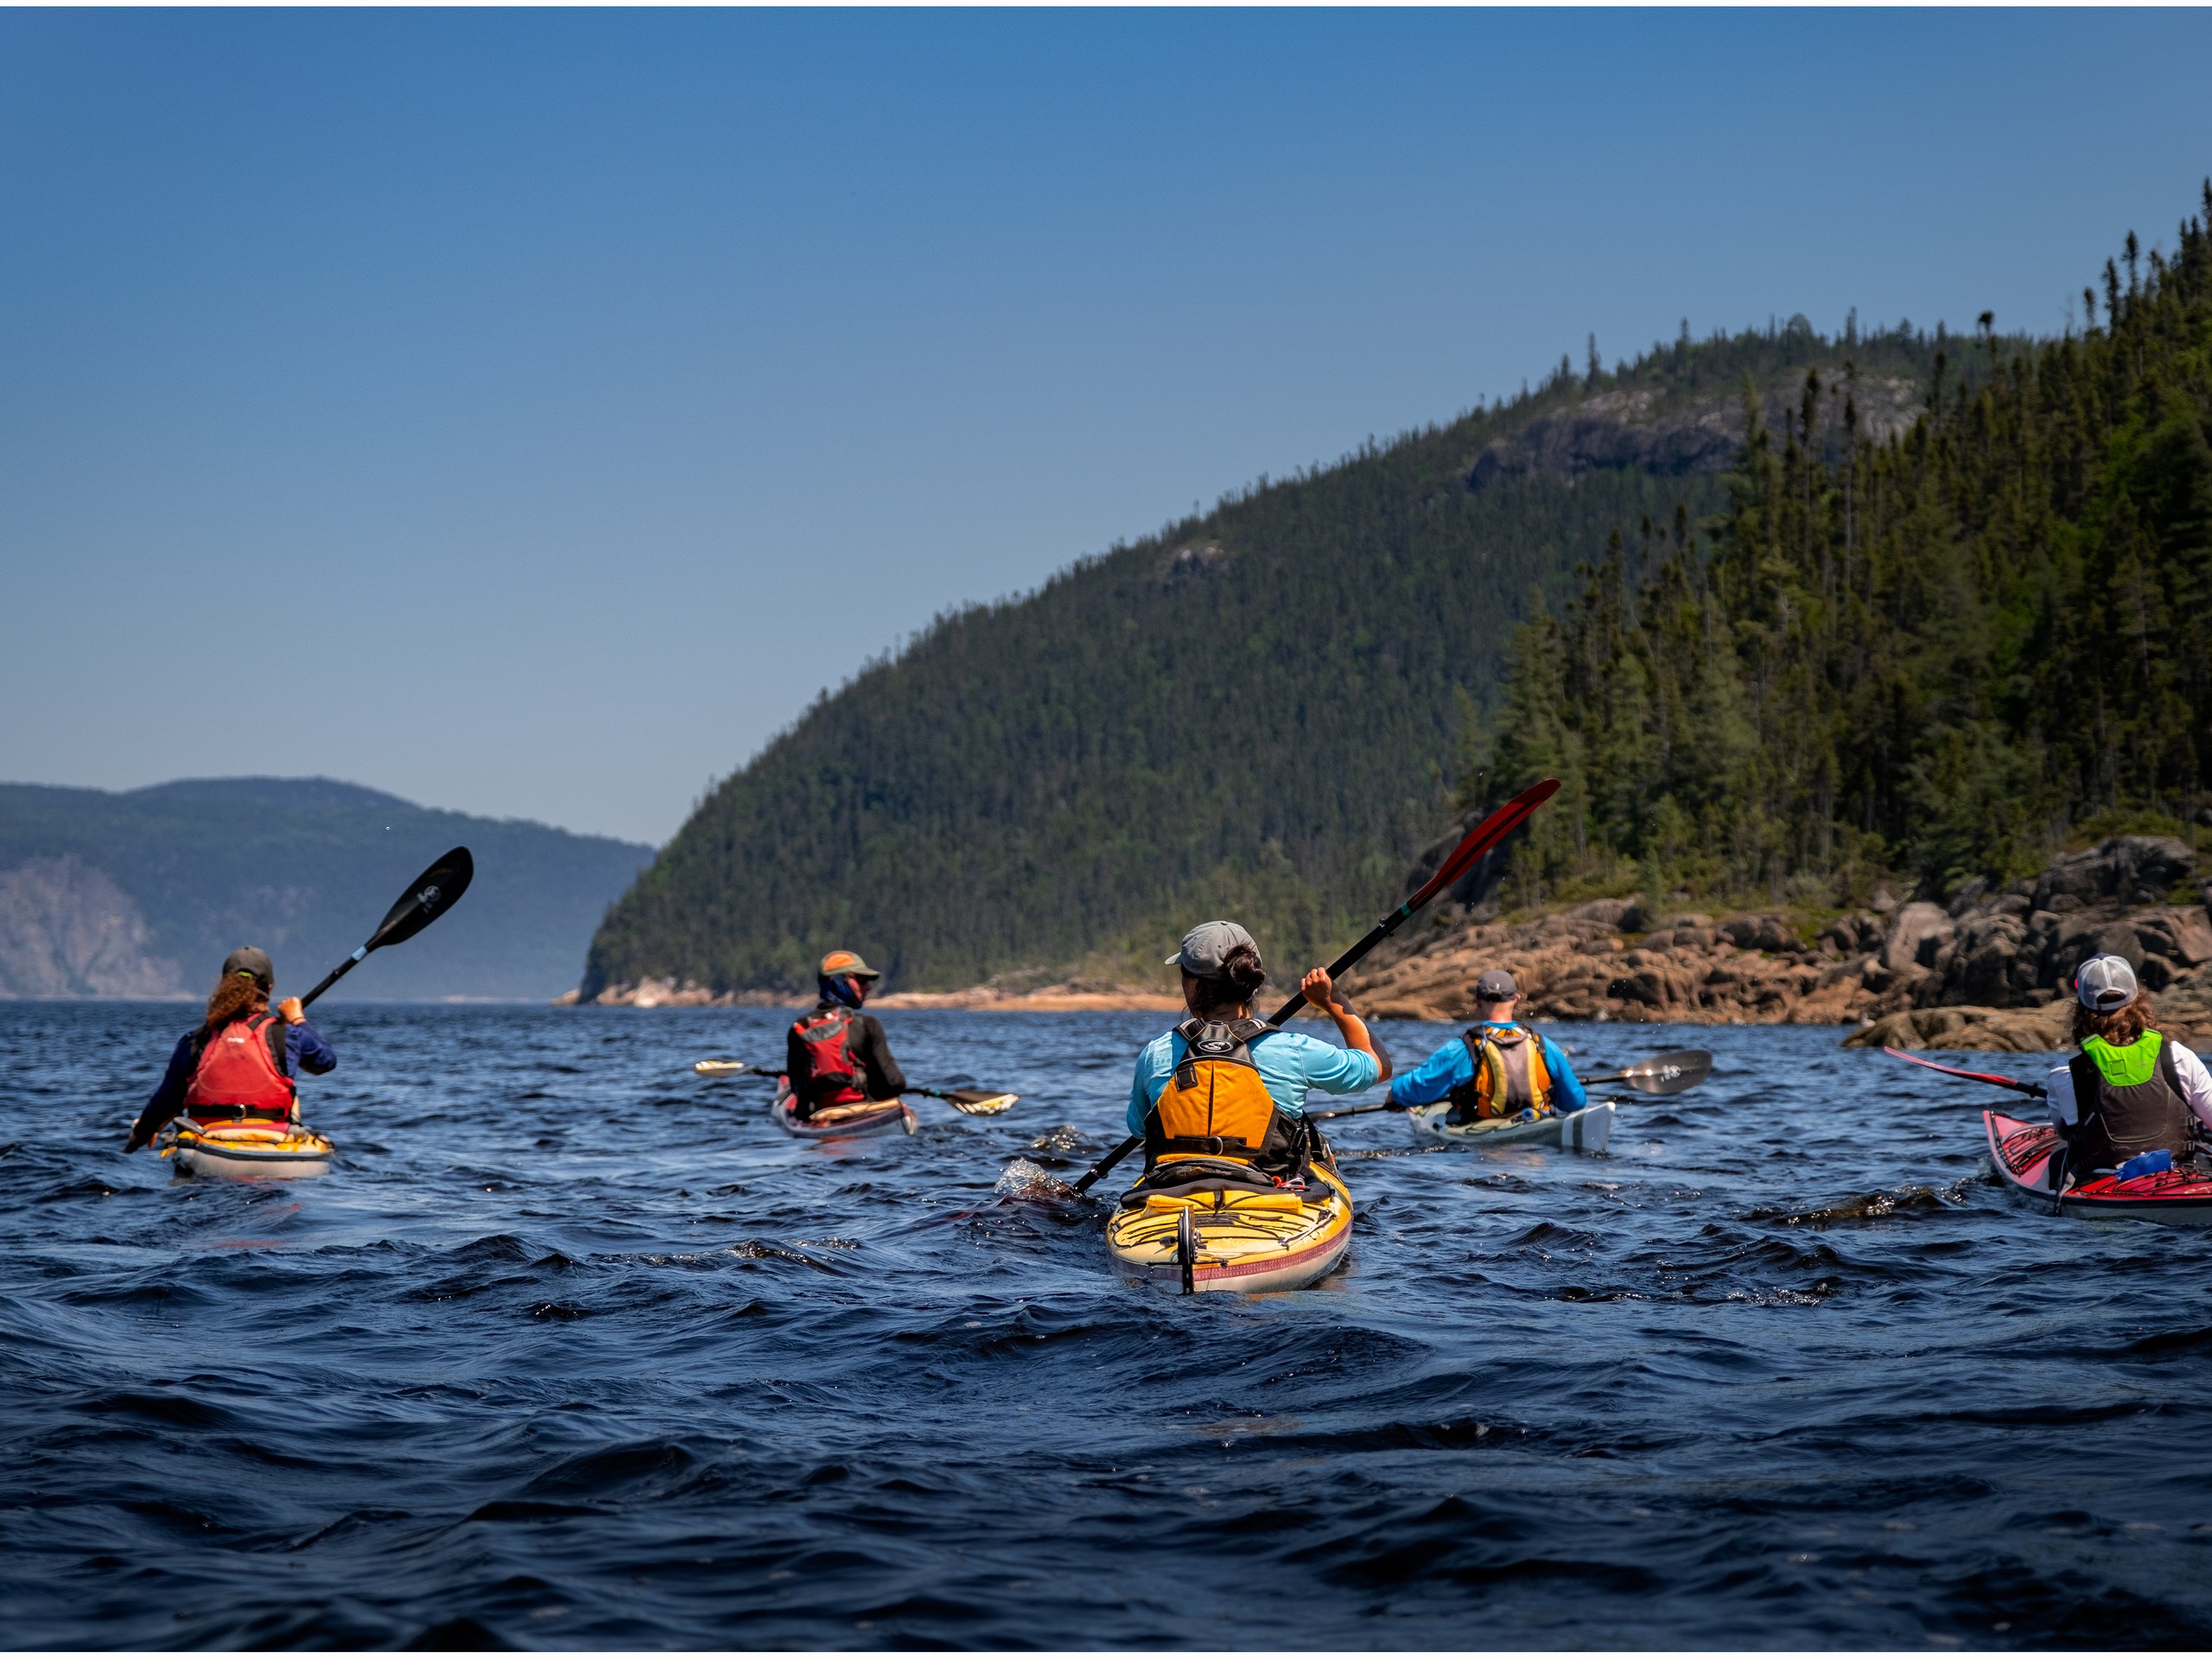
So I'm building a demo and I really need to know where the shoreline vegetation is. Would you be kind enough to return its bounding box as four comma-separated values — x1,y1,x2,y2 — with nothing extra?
579,193,2212,1054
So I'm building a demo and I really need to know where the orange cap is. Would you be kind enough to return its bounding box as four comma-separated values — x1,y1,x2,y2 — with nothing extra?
819,950,881,981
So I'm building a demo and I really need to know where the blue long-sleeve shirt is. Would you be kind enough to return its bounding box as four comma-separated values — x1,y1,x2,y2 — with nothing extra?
1387,1021,1586,1111
130,1017,336,1145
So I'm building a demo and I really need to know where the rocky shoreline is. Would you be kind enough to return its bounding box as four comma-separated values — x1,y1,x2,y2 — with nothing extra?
563,835,2212,1054
1343,835,2212,1052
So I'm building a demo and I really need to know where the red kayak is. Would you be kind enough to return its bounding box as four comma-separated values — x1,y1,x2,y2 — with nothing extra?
1984,1111,2212,1224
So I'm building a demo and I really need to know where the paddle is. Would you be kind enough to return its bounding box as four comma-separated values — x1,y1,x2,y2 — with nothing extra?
694,1062,1017,1116
1883,1046,2047,1098
298,847,475,1008
1307,1046,1713,1122
1580,1048,1712,1093
1066,777,1562,1195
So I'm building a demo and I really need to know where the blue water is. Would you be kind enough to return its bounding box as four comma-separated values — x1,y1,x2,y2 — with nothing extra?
4,1002,2211,1648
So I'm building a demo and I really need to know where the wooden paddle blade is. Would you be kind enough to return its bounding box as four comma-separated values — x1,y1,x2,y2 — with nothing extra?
1617,1048,1712,1094
946,1090,1018,1116
368,847,474,949
693,1059,757,1077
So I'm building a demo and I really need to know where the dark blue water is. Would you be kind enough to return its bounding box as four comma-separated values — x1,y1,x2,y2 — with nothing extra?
5,1002,2212,1648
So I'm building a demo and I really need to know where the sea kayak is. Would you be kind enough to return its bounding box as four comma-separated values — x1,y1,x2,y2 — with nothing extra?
1407,1099,1615,1153
1985,1111,2212,1224
770,1079,917,1139
158,1116,334,1180
1105,1158,1354,1294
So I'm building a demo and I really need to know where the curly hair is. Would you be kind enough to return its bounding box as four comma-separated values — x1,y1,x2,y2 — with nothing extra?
1187,942,1268,1016
203,971,269,1032
2074,990,2156,1048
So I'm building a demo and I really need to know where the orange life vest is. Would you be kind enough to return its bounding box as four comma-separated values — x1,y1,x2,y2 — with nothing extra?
1143,1017,1299,1173
183,1012,297,1122
1447,1024,1554,1122
791,1006,870,1111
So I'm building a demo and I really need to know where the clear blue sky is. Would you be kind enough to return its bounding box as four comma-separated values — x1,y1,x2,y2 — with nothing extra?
4,10,2209,846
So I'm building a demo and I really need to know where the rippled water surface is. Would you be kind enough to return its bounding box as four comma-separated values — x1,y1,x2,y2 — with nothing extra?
6,1002,2212,1648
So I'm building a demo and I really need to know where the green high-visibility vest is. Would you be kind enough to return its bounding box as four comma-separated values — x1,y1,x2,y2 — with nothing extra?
2083,1031,2163,1089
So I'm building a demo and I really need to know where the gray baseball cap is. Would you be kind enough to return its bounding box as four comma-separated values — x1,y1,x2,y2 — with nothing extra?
2075,953,2138,1012
222,946,274,990
1474,968,1518,1001
1167,919,1257,976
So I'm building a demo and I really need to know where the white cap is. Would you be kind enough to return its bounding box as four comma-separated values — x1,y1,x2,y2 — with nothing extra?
2075,954,2139,1012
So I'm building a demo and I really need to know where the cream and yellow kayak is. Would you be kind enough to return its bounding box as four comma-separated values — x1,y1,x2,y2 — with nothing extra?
1105,1162,1353,1294
158,1117,334,1180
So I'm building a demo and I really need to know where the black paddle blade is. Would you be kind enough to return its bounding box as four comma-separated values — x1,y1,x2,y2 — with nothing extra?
1616,1048,1712,1094
368,847,474,949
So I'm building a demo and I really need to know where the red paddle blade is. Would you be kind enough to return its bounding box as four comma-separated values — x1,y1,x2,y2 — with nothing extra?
1883,1046,2045,1097
1414,778,1560,911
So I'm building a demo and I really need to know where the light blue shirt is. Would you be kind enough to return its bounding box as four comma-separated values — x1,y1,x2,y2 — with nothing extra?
1127,1026,1382,1137
1387,1021,1586,1111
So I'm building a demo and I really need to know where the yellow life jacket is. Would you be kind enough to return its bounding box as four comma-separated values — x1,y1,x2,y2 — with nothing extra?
1143,1017,1294,1172
1446,1024,1554,1122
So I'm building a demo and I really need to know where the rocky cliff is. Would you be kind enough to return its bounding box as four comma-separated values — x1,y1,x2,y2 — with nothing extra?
1343,836,2212,1052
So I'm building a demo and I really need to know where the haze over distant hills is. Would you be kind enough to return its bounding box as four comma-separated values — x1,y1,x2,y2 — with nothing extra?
0,778,651,1001
585,317,1975,1000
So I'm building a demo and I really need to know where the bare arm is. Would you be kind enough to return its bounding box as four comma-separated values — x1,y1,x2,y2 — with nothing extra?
1300,968,1392,1083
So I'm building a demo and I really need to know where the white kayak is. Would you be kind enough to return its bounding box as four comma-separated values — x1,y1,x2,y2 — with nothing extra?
1407,1099,1615,1153
158,1116,334,1180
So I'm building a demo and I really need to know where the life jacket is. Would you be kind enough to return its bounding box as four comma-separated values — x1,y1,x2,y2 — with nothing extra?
2065,1031,2196,1174
182,1012,296,1122
1446,1024,1554,1123
791,1006,871,1112
1141,1017,1307,1179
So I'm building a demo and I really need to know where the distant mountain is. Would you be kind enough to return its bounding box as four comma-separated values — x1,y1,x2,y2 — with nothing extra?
0,778,652,1001
586,316,1980,999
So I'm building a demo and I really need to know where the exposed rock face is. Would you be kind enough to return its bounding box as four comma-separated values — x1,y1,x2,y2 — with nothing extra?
1343,836,2212,1052
1465,377,1921,490
0,856,184,998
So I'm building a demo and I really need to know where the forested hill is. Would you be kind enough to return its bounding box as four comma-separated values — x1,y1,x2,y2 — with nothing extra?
0,779,650,1001
1477,189,2212,912
585,317,1969,998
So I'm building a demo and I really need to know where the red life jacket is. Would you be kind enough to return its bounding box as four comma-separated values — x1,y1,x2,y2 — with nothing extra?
791,1007,870,1111
183,1012,297,1121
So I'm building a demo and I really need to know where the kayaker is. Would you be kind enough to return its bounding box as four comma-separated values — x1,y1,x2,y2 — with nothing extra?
1126,921,1390,1183
1384,968,1586,1123
785,949,907,1121
2046,955,2212,1182
123,948,337,1152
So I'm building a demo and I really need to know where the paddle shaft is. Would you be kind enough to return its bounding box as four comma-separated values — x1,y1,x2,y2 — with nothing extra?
1884,1046,2047,1098
1068,778,1562,1194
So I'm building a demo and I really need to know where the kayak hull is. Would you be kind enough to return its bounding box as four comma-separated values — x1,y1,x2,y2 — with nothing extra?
1985,1111,2212,1224
162,1119,334,1181
771,1082,916,1139
1105,1163,1354,1294
1407,1099,1615,1153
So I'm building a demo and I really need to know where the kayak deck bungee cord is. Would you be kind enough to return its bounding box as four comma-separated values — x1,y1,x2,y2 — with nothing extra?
1104,1160,1354,1294
157,1116,334,1180
1985,1110,2212,1224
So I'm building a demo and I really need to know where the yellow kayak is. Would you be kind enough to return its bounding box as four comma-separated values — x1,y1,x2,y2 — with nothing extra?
1105,1161,1353,1294
158,1117,334,1180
